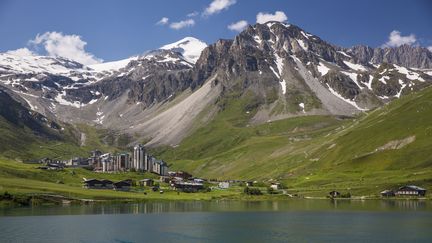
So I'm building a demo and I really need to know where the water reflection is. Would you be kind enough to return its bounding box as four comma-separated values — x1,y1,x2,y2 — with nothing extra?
1,199,432,217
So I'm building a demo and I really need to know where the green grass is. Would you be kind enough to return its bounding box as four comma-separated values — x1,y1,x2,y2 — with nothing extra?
2,85,432,199
0,158,242,201
154,86,432,196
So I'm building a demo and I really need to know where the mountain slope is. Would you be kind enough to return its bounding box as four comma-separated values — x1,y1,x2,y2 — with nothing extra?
155,86,432,194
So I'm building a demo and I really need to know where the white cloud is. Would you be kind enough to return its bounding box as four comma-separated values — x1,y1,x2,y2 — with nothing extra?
228,20,248,32
169,19,195,30
156,17,169,25
204,0,236,16
383,30,416,48
187,11,198,17
29,31,102,65
428,46,432,52
256,11,288,24
6,48,35,57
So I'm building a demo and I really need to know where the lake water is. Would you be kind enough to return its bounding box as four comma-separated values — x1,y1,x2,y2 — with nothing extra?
1,199,432,242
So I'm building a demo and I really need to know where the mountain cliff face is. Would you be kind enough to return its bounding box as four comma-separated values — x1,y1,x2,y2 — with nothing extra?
346,44,432,69
0,85,62,139
1,23,431,146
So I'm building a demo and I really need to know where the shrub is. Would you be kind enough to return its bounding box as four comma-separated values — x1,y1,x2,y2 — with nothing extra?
267,187,279,194
341,192,351,198
244,187,262,195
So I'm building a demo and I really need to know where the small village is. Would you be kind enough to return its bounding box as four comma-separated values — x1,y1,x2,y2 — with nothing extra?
33,144,428,198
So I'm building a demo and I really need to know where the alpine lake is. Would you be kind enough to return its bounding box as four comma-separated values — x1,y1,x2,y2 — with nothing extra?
1,199,432,242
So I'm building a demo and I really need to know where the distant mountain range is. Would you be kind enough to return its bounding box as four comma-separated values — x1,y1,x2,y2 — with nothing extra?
1,22,432,147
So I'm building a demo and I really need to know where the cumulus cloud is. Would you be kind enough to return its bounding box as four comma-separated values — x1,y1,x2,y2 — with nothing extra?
6,48,35,57
29,31,102,65
204,0,236,16
169,19,195,30
156,17,169,25
428,46,432,52
228,20,248,32
256,11,288,24
383,30,417,48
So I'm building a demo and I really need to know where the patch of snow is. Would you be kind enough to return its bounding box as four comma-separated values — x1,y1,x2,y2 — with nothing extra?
54,90,82,108
337,51,351,58
301,31,313,39
254,35,262,45
379,69,387,75
88,98,98,105
297,39,308,51
160,37,207,64
317,62,330,76
94,110,105,124
327,84,367,111
274,53,284,77
22,97,38,111
280,79,287,94
0,53,88,75
379,76,389,84
394,65,425,82
395,79,407,98
299,103,305,113
26,77,39,82
341,71,363,89
343,61,367,71
269,66,280,79
88,56,138,72
365,75,374,90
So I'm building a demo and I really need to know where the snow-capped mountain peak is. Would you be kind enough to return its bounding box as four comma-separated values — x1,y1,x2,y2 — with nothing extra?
160,37,207,64
88,56,139,72
0,52,87,75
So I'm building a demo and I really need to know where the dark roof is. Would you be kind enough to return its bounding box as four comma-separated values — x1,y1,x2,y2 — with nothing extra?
114,181,131,187
100,179,113,184
398,185,426,191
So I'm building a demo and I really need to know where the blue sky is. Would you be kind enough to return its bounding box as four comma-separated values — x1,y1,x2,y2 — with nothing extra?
1,0,431,63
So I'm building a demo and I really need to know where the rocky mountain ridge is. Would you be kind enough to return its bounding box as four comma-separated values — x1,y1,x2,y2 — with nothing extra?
1,22,431,146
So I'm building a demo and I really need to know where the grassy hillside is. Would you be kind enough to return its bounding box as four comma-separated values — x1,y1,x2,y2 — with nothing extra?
0,116,122,161
0,158,240,202
155,87,432,195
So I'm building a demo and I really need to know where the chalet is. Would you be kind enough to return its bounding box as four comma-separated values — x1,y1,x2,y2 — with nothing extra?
139,179,154,187
218,181,230,189
160,176,171,183
381,190,395,197
193,178,204,183
83,179,113,189
38,163,64,171
395,185,427,197
329,191,341,198
100,179,114,189
172,181,204,192
270,182,281,190
168,171,192,180
67,157,89,167
113,180,131,191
